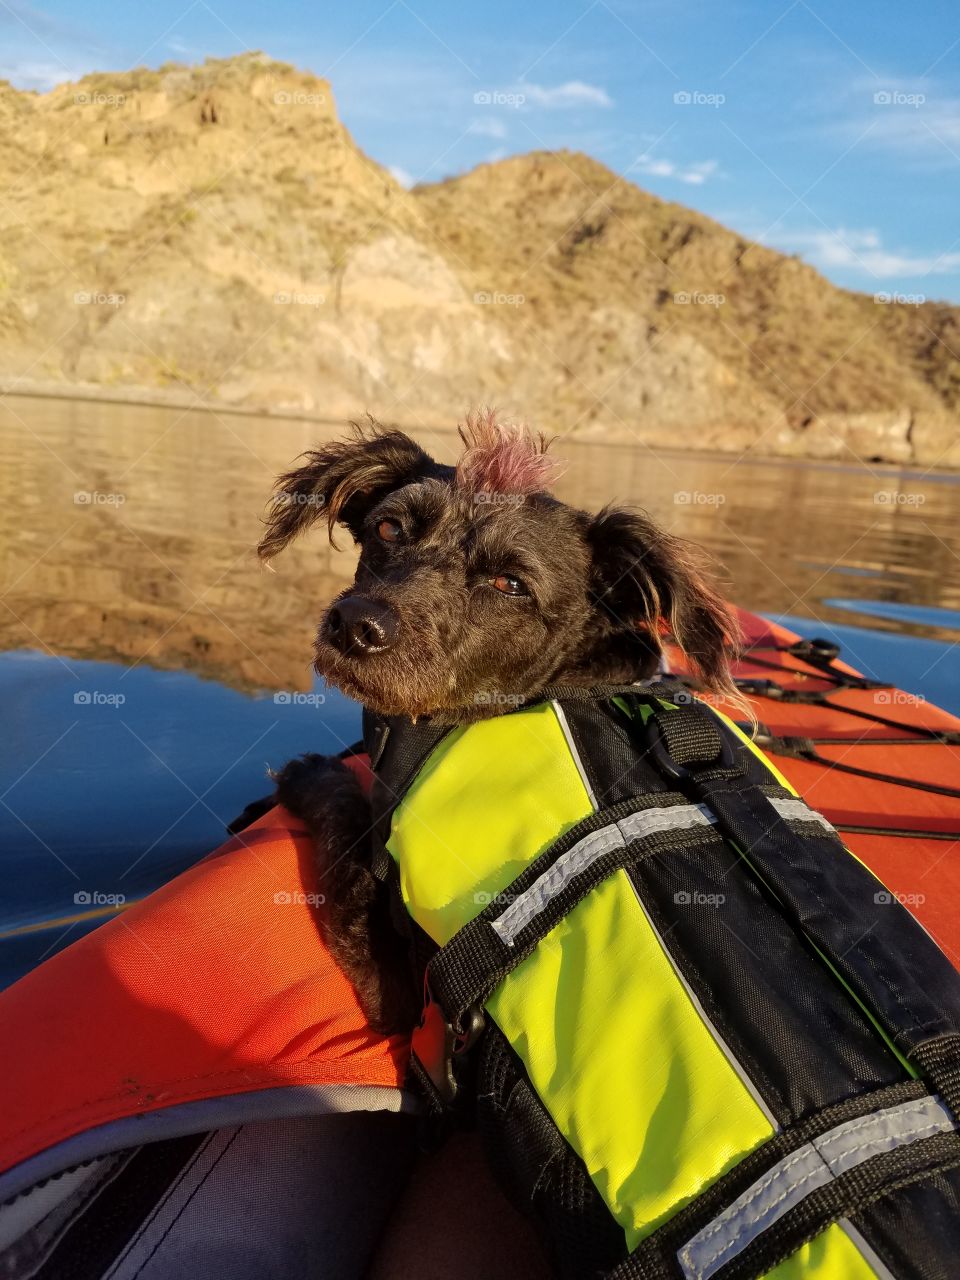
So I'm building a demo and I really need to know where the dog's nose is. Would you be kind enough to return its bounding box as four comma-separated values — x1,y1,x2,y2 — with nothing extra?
326,596,399,655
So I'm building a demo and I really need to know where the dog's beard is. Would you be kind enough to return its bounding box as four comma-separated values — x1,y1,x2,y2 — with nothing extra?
312,632,457,719
312,635,574,726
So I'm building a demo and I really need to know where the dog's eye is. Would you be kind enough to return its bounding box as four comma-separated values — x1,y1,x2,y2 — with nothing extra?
491,574,527,596
376,518,403,544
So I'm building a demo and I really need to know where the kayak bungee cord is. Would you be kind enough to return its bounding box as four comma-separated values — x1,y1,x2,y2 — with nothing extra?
672,634,960,820
753,733,960,800
736,652,882,689
833,823,960,841
733,676,960,743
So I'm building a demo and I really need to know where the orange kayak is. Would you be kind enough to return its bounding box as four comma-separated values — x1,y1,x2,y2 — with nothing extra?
703,608,960,970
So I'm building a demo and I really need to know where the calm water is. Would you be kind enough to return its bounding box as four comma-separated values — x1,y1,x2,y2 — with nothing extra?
1,394,959,985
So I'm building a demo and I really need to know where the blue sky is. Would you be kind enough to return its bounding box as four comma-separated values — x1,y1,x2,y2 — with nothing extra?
3,0,960,301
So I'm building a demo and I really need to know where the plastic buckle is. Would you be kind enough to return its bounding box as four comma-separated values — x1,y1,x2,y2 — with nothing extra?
410,984,485,1107
736,677,784,700
788,636,840,664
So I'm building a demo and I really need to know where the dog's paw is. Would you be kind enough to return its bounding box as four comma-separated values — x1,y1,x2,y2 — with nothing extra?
225,794,276,835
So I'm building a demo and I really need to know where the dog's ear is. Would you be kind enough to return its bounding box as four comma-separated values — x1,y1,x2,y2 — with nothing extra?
258,420,435,559
587,506,740,694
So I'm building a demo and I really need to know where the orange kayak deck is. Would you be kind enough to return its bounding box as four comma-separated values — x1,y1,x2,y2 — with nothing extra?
691,609,960,972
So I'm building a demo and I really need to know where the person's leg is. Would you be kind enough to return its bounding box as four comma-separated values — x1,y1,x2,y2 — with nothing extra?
367,1130,551,1280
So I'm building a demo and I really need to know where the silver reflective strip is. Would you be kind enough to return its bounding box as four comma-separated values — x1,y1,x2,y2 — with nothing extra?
839,1220,897,1280
551,701,598,809
769,795,835,833
490,805,717,946
678,1095,957,1280
628,878,780,1129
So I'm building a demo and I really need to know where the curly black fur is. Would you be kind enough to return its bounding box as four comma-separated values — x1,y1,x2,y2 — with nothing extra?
271,754,420,1035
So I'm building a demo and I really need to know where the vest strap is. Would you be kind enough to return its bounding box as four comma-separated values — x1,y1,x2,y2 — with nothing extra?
424,789,836,1039
424,792,711,1035
645,702,960,1063
911,1034,960,1127
606,1081,960,1280
531,679,687,703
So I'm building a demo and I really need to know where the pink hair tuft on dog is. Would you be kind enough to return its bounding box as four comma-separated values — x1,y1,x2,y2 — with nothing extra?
455,409,564,496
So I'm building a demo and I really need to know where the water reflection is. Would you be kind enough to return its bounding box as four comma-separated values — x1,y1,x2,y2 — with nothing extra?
1,394,959,694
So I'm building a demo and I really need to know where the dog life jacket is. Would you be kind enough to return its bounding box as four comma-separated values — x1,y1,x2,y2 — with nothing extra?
366,681,960,1280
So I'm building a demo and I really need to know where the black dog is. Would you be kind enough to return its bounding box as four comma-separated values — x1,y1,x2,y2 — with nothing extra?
255,412,741,1032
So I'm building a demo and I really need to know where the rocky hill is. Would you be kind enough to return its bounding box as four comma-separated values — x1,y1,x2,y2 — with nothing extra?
1,53,958,465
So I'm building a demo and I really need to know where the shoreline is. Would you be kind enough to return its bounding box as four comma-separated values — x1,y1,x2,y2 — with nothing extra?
1,376,957,478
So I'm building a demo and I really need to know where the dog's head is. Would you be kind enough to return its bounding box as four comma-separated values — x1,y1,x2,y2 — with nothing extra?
259,412,740,721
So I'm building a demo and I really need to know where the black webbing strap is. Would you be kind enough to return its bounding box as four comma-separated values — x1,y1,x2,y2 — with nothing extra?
364,709,452,880
532,678,692,706
425,791,719,1035
643,702,960,1071
604,1078,930,1279
612,1129,960,1280
912,1034,960,1126
655,700,727,768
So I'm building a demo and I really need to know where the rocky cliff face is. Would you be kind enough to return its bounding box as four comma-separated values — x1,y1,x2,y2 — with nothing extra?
1,53,958,465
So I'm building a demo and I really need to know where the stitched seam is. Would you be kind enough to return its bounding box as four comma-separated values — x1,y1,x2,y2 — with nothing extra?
689,1105,933,1254
817,1116,952,1171
551,701,601,809
700,1116,954,1274
129,1127,245,1278
4,1073,404,1164
492,827,624,938
815,1098,943,1161
5,1153,128,1271
687,1157,829,1277
683,1144,818,1254
618,806,714,840
682,1110,955,1277
770,798,833,831
106,1133,221,1277
491,805,714,943
630,875,788,1125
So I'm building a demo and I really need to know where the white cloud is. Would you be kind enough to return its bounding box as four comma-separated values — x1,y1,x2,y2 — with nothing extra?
835,76,960,162
870,100,960,152
522,80,613,109
767,228,960,278
167,37,205,59
633,155,719,185
0,58,92,90
467,117,507,139
388,164,414,188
